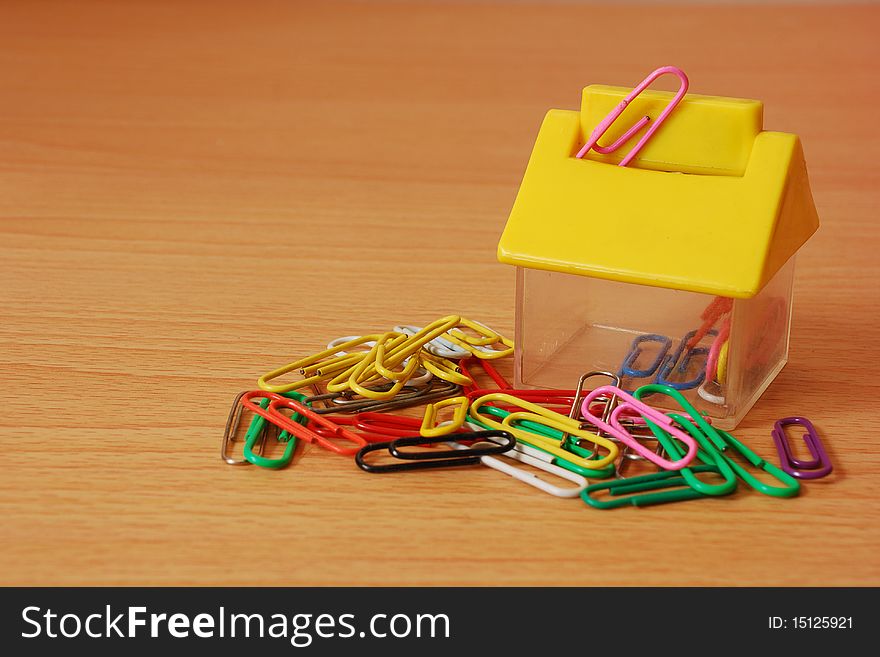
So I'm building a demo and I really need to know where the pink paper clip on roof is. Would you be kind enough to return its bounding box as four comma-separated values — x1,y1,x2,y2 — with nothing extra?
576,65,689,166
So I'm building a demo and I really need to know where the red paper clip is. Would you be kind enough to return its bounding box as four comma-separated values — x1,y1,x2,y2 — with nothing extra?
313,411,474,443
460,357,512,392
240,390,368,456
465,388,578,411
308,414,390,444
356,412,424,438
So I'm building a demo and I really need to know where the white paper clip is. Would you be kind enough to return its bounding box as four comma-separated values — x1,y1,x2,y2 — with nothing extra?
450,424,588,498
697,379,725,405
394,324,471,359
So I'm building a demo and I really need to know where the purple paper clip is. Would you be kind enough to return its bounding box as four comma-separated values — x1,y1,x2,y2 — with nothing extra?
771,417,832,480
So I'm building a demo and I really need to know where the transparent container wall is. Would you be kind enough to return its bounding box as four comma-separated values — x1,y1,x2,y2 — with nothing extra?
514,258,795,429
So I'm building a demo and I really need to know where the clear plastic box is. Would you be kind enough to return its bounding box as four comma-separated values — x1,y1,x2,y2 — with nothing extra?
514,256,796,429
498,84,819,429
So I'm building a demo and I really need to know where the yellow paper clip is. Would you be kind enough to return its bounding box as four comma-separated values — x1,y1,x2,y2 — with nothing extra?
442,318,513,360
324,332,407,393
345,333,418,400
344,318,461,390
445,332,514,360
258,334,385,393
447,317,502,347
312,352,366,378
420,396,470,437
717,341,729,384
381,316,461,368
374,336,422,382
419,351,472,386
303,336,377,376
470,393,619,469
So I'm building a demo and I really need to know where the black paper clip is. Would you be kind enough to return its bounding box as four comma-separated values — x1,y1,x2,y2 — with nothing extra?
355,430,516,474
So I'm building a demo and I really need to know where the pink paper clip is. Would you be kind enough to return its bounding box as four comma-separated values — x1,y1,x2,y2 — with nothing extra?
704,318,731,382
576,65,689,167
581,385,698,470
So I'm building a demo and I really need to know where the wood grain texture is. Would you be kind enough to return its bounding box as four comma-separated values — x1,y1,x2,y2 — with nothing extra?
1,0,878,586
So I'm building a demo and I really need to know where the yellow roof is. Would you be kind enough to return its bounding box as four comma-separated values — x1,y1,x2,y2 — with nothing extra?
497,85,819,298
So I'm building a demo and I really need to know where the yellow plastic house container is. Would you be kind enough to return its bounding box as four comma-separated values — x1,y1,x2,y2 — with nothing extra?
497,83,819,429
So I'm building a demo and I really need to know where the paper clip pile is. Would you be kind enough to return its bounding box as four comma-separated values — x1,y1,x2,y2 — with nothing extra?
221,315,832,509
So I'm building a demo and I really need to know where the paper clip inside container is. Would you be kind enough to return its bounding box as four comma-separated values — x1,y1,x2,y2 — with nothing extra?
654,329,714,391
618,335,672,379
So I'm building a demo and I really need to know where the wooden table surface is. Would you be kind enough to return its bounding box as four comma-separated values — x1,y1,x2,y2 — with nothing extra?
1,0,878,586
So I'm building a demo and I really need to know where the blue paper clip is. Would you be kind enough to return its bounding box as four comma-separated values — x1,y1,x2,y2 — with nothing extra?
618,334,672,379
655,329,715,390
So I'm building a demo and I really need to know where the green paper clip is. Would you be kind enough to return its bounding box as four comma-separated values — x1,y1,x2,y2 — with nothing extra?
714,428,800,498
243,391,309,469
663,413,738,496
633,384,726,450
581,465,723,509
631,384,736,496
632,383,797,498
